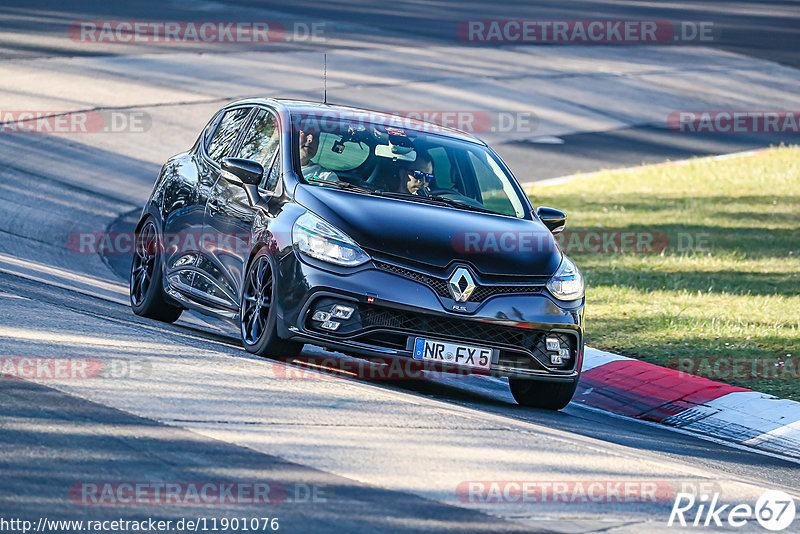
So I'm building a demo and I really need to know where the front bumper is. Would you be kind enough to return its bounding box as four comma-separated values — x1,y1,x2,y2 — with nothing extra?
275,253,584,381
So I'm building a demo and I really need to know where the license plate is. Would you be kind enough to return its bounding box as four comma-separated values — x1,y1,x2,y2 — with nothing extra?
412,337,493,371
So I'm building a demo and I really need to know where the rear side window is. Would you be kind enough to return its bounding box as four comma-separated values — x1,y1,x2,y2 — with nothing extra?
206,108,250,163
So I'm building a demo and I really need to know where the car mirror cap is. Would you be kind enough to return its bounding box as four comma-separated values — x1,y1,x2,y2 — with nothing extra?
536,206,566,234
221,157,264,186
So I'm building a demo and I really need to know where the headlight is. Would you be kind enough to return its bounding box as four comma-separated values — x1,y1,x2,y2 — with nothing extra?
292,212,370,267
546,255,584,301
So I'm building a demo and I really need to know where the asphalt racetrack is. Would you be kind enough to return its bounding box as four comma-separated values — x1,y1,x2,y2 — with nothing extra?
0,1,798,532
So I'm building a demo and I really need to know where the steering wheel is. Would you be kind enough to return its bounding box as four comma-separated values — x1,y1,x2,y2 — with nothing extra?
425,188,458,196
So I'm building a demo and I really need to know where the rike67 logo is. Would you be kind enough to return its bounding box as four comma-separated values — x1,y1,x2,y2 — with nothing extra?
668,490,796,531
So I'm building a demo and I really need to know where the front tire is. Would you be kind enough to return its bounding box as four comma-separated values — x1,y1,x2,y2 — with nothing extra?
130,219,183,323
508,378,578,410
240,251,303,358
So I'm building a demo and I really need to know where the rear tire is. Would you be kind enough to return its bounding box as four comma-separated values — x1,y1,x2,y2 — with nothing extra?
240,251,303,359
508,378,578,410
130,219,183,323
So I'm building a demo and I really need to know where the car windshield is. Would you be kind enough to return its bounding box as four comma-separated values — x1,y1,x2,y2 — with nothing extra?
291,112,528,218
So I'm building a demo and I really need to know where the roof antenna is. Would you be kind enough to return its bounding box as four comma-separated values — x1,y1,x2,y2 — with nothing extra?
323,53,327,104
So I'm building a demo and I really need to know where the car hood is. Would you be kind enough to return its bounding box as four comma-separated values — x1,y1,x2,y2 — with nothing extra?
295,185,562,277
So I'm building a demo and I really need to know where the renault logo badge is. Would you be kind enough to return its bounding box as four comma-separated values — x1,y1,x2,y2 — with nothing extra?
448,267,476,302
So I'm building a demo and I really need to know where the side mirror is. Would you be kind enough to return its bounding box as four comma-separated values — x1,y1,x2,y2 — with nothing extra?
221,157,269,207
221,157,263,186
536,206,566,234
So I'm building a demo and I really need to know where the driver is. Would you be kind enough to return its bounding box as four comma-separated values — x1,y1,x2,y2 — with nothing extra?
298,123,339,182
398,151,434,195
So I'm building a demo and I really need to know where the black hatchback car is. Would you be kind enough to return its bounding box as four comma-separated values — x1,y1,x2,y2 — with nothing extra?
130,98,585,409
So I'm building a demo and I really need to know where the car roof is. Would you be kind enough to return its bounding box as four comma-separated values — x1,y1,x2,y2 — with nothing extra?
226,98,486,146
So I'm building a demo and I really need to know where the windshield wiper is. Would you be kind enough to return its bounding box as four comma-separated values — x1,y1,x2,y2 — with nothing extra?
306,177,376,195
420,194,498,214
369,190,495,213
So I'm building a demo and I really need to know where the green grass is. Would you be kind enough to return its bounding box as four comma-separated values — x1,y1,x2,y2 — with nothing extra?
526,146,800,400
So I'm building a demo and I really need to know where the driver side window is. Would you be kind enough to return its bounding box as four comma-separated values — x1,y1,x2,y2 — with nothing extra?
263,151,281,192
237,109,280,191
238,110,278,163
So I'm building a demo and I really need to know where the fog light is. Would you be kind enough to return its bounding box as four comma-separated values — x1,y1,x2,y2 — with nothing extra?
551,348,570,365
331,305,354,319
546,337,560,351
312,311,331,322
320,320,341,331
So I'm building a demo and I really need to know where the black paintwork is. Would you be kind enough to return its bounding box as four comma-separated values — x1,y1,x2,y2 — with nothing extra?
138,98,585,382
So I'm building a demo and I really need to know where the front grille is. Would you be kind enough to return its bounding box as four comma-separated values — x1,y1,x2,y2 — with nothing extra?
358,304,575,371
470,284,542,301
377,262,450,298
376,262,542,303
